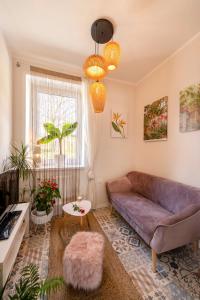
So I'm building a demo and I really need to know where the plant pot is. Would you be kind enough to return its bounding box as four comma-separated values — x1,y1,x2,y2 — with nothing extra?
54,154,65,168
31,208,54,225
36,210,46,216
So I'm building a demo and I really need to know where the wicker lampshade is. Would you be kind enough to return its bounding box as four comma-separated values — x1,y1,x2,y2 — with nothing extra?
104,41,120,71
83,54,107,80
89,81,106,113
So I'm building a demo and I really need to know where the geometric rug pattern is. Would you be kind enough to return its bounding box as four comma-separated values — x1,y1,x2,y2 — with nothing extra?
94,208,200,300
3,223,50,299
3,208,200,300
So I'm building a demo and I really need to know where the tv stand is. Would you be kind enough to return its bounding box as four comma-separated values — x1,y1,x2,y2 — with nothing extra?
0,203,29,288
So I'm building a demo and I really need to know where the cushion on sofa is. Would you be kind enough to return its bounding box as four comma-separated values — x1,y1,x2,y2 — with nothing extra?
111,192,172,244
106,176,132,194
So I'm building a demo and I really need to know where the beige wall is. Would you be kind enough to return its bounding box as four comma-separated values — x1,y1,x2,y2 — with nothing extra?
134,33,200,187
94,80,135,207
0,31,12,166
12,56,135,207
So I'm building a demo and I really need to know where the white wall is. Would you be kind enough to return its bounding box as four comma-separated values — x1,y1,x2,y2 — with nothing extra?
0,31,12,167
12,55,135,207
134,33,200,187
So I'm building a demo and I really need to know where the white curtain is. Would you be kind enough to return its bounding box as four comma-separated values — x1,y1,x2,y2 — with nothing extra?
27,71,83,214
82,78,97,209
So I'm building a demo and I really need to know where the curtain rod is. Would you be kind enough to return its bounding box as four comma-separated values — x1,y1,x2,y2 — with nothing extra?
30,66,82,82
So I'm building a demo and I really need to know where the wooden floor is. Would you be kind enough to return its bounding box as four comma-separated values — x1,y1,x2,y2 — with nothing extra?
48,213,142,300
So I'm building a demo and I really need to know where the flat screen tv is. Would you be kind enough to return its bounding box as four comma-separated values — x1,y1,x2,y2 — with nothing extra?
0,169,19,220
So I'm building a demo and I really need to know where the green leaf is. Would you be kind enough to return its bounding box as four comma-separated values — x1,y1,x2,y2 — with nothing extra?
37,135,56,145
43,123,60,137
39,277,64,296
112,121,121,133
8,264,64,300
61,122,78,138
4,143,33,181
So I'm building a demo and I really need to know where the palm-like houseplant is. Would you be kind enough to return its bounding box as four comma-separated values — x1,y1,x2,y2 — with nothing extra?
37,122,78,155
3,143,33,180
8,264,64,300
3,143,34,202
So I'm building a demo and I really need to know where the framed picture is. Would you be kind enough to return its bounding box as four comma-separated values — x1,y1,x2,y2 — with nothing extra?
111,111,128,138
180,83,200,132
144,96,168,141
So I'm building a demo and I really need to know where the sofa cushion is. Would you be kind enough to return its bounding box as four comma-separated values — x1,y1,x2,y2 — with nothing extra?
111,192,172,244
106,176,132,194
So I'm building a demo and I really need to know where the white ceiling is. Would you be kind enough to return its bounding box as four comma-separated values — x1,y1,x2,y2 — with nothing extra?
0,0,200,84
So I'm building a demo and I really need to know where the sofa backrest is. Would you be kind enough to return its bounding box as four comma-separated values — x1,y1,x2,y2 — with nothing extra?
127,171,200,214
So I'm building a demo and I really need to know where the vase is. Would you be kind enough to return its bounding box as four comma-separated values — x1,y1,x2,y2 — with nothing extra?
54,154,65,168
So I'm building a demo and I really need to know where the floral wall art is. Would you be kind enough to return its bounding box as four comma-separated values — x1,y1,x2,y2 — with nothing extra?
180,83,200,132
144,96,168,141
111,111,128,138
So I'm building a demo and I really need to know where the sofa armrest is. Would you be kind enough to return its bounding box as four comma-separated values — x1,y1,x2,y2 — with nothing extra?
150,208,200,254
160,204,200,226
106,176,132,195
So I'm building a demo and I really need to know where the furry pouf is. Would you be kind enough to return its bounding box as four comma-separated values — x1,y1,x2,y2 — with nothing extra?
63,231,104,290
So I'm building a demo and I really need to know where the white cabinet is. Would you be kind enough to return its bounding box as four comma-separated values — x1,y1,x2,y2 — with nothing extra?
0,203,29,288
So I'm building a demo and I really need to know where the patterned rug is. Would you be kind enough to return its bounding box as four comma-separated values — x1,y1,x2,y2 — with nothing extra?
94,208,200,300
3,223,50,299
3,208,200,300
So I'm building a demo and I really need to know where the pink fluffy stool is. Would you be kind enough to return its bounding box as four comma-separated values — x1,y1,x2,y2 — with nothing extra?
63,231,104,290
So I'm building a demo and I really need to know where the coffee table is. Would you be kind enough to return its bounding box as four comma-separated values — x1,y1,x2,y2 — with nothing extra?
62,200,91,226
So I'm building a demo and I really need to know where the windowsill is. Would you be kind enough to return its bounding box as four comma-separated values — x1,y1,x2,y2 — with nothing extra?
32,166,86,172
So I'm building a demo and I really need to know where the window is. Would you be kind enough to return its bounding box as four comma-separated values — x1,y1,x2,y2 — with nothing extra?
26,74,84,168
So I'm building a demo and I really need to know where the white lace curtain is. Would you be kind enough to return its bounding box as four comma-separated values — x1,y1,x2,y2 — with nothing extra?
82,78,97,209
27,68,83,213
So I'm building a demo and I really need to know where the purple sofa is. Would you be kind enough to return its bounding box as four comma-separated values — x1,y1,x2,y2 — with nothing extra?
106,171,200,272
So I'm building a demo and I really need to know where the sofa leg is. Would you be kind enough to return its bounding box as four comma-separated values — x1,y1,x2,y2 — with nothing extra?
152,249,157,273
110,204,113,215
193,240,199,254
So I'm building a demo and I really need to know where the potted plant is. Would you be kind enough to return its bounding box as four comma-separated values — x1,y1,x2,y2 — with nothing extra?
37,122,78,166
34,179,61,216
8,263,64,300
3,143,34,202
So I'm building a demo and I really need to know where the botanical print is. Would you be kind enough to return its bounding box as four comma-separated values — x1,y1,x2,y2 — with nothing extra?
111,112,127,138
144,96,168,141
179,83,200,132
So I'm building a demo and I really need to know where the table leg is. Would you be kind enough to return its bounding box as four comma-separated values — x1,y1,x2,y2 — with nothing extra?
80,216,83,227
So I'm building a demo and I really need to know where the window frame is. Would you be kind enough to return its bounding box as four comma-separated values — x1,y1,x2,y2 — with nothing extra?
25,74,85,169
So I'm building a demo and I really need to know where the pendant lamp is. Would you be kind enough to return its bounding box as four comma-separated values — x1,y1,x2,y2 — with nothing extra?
89,81,106,113
83,18,121,113
83,54,107,80
104,41,121,71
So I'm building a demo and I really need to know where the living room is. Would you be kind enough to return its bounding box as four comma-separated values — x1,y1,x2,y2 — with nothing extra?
0,1,200,299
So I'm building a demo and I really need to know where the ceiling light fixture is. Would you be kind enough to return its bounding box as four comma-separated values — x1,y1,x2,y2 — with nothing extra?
83,54,107,80
104,41,121,71
89,81,106,113
83,18,121,113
